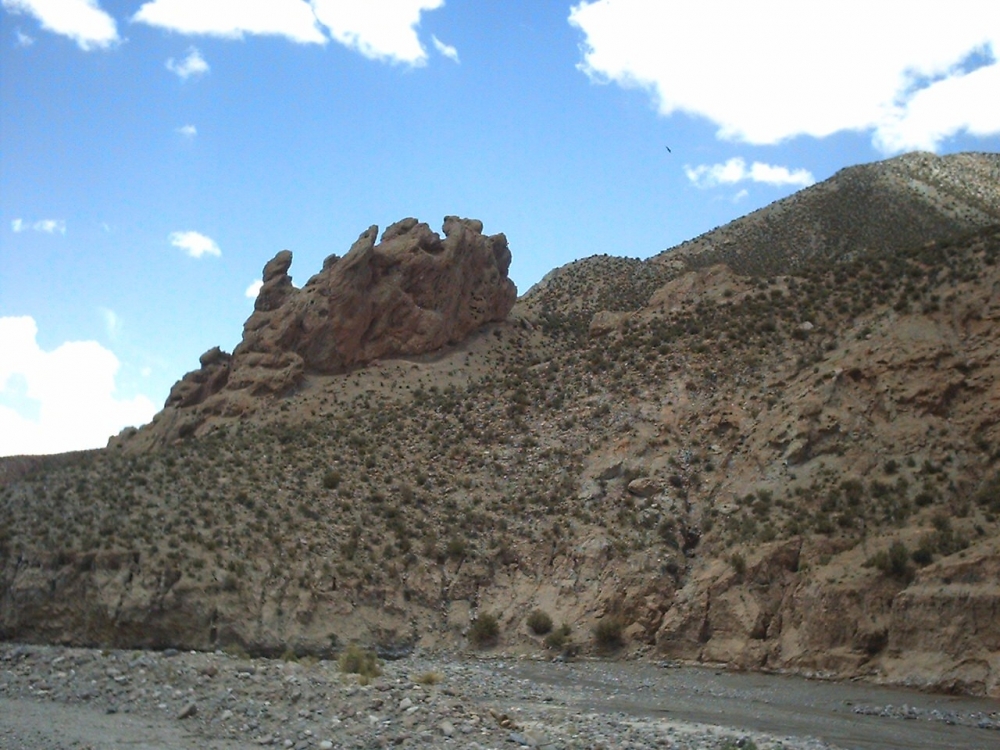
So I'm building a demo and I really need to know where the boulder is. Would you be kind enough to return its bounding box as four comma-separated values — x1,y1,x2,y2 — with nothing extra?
627,477,662,498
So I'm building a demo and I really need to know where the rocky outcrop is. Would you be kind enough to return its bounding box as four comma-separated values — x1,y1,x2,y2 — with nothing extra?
114,217,516,448
233,216,515,381
164,347,232,409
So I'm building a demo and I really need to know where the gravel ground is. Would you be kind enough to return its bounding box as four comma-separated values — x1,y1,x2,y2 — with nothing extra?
1,643,996,750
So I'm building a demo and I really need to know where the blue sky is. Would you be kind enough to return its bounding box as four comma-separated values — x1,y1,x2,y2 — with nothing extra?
2,0,999,455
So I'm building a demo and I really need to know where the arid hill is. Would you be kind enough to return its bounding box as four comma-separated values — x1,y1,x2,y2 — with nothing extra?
2,151,999,697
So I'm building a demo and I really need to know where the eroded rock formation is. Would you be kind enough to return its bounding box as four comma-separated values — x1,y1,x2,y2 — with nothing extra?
120,217,516,447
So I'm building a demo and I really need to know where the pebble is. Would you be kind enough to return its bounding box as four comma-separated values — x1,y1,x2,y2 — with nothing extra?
177,702,198,720
7,642,990,749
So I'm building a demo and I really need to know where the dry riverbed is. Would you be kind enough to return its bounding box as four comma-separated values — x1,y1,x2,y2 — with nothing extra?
1,643,997,750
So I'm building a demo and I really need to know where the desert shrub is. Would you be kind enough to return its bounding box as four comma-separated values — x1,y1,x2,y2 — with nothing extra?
322,470,341,490
544,623,572,650
730,552,747,579
973,473,1000,513
911,546,934,567
469,613,500,648
527,609,553,635
338,644,382,683
919,514,968,558
593,616,625,650
446,537,467,560
413,671,443,686
868,541,912,580
224,643,250,660
841,479,865,505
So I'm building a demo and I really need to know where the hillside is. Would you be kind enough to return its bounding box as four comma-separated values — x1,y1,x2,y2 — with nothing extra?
2,151,1000,697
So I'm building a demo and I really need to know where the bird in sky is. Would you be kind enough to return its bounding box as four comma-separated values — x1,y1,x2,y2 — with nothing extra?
665,145,672,153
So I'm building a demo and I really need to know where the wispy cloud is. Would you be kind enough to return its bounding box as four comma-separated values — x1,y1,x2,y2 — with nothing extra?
245,279,263,299
432,34,458,63
0,315,156,456
166,46,209,79
99,307,121,341
12,217,67,234
569,0,1000,153
1,0,119,50
15,27,34,46
34,218,66,233
685,158,815,189
177,124,197,138
133,0,326,44
169,230,220,258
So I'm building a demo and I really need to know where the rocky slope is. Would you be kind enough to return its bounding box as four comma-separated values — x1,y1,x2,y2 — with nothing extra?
2,152,1000,697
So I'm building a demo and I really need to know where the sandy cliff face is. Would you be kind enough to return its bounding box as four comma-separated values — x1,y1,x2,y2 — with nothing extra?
3,153,1000,696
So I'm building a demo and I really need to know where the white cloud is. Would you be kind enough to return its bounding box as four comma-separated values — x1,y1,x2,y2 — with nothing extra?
569,0,1000,153
311,0,445,65
177,124,197,138
432,34,458,63
746,162,815,187
245,279,263,299
166,46,209,78
132,0,327,44
15,27,35,46
34,218,66,233
1,0,119,50
131,0,451,66
170,230,220,258
0,316,156,456
685,157,815,189
12,218,67,233
876,60,1000,152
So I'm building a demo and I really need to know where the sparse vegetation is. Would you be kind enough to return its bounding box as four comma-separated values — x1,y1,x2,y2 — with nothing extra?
469,614,500,648
544,623,573,651
413,670,443,686
867,541,914,581
338,644,382,683
526,609,553,635
593,616,625,651
730,552,747,580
